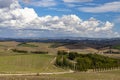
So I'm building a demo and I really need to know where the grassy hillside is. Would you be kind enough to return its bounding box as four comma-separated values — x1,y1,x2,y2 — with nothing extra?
0,41,119,73
113,45,120,50
0,41,98,55
0,41,119,80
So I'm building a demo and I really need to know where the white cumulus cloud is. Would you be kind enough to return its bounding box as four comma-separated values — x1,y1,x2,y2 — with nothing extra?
0,0,119,38
0,0,14,8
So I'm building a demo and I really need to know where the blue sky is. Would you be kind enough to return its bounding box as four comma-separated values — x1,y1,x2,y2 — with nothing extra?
0,0,120,38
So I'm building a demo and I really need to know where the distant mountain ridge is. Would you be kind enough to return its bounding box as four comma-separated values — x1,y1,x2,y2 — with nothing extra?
0,37,120,43
0,37,120,40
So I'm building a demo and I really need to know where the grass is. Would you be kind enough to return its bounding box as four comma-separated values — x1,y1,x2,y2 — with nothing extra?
0,41,98,55
112,45,120,50
49,43,64,48
0,54,64,73
50,70,120,80
0,70,119,80
15,42,58,55
103,53,120,59
17,43,38,47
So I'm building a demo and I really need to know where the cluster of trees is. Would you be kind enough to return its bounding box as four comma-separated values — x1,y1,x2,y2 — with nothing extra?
12,49,48,54
55,51,120,71
12,49,28,53
31,51,48,54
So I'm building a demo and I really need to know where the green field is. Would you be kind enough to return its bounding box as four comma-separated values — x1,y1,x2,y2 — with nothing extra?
113,45,120,50
0,54,65,73
17,43,38,47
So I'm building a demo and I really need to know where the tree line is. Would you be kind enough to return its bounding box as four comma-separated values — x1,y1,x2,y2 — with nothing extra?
12,49,48,54
55,51,120,72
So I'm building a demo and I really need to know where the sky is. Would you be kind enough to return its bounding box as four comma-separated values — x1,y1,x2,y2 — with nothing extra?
0,0,120,38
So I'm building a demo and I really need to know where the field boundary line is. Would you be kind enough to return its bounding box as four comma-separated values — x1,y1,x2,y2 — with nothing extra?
0,70,74,76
